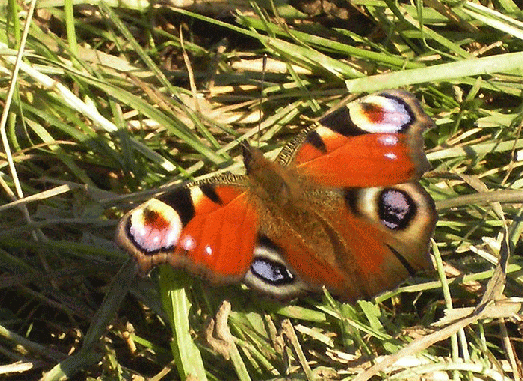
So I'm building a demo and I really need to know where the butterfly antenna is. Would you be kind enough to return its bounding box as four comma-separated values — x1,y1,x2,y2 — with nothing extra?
256,54,267,148
242,55,266,172
241,141,253,174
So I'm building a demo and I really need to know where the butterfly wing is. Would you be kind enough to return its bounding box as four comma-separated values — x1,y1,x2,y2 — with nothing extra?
116,175,258,283
277,90,433,187
244,91,437,300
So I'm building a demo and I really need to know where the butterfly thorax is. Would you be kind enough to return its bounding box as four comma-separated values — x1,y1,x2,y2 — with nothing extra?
244,146,303,206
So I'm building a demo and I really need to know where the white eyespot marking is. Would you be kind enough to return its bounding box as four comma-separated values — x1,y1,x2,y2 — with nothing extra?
349,95,411,133
129,199,182,253
378,134,399,146
204,245,213,256
384,153,397,160
180,235,196,251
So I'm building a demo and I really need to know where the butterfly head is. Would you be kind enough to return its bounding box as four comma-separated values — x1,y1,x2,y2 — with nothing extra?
242,142,301,206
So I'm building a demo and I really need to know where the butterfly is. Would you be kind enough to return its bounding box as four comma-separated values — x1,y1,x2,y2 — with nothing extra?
116,90,437,301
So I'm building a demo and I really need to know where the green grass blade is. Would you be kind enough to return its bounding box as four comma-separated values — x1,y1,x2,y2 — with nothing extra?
159,266,208,381
345,51,523,92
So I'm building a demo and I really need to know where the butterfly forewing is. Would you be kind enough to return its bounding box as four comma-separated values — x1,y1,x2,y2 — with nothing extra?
116,179,258,283
278,90,433,187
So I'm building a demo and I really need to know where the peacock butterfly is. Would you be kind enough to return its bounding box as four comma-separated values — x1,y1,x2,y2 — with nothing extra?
116,90,437,301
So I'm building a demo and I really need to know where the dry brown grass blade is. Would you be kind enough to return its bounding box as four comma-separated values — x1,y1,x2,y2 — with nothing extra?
353,299,522,381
